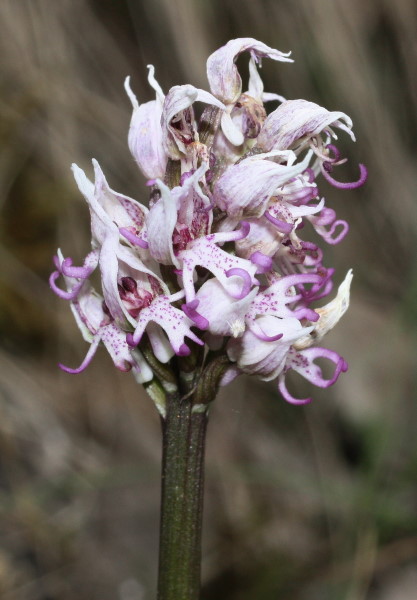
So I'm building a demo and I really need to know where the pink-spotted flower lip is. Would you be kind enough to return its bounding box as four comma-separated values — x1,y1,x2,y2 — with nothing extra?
126,292,204,357
278,347,348,405
124,66,168,180
52,250,152,379
257,99,355,154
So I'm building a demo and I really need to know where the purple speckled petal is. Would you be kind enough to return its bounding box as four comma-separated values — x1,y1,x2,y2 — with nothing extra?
287,346,348,388
130,295,203,355
179,236,258,303
124,70,168,180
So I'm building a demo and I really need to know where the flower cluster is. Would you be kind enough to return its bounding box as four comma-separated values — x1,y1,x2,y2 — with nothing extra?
51,38,366,405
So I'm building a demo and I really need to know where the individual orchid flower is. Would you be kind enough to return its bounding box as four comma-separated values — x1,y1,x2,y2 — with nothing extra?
101,238,204,359
227,315,314,380
207,37,292,146
125,66,168,180
52,250,152,380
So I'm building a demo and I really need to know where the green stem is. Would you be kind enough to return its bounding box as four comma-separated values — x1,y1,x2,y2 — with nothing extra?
157,392,208,600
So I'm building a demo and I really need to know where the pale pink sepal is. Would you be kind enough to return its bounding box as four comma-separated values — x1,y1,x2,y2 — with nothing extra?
213,153,311,219
258,99,354,153
146,180,179,267
161,85,225,158
125,73,168,180
207,38,292,104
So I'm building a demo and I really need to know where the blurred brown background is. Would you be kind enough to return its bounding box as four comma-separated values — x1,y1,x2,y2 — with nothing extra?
0,1,416,599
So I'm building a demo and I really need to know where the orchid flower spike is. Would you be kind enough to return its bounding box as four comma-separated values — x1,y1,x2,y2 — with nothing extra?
52,37,366,408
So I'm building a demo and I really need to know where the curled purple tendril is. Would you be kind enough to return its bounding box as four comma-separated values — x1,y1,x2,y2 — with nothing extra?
226,268,254,299
250,251,272,274
234,221,250,241
325,220,349,245
61,258,93,279
182,299,209,330
119,227,149,249
325,143,342,162
49,271,83,300
250,324,283,342
321,163,367,190
264,211,293,234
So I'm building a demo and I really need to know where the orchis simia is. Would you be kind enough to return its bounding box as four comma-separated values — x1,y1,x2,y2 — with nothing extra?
50,38,366,600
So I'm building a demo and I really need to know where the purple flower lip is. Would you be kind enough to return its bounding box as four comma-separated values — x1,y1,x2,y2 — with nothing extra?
226,267,254,299
250,251,273,274
119,227,149,249
182,299,210,330
264,211,293,234
321,163,367,190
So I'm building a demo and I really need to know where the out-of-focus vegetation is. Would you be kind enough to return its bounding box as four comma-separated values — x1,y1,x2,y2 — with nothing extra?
0,1,416,598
